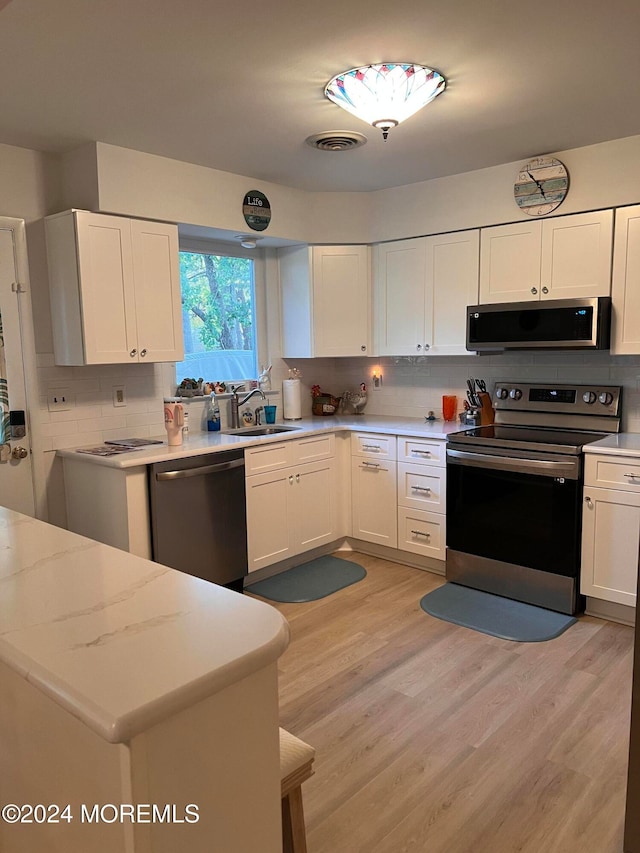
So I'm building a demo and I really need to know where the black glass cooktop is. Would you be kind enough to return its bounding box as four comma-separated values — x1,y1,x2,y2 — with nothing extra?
448,425,606,455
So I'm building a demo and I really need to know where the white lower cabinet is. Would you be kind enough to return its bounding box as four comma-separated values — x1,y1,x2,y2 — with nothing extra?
581,454,640,607
396,435,446,560
351,432,398,547
351,456,398,547
245,436,337,572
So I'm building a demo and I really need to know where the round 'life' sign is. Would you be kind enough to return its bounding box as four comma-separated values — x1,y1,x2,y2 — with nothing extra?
243,190,271,232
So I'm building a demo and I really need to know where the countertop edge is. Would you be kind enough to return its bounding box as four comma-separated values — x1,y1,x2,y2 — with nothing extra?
56,417,469,468
2,611,290,744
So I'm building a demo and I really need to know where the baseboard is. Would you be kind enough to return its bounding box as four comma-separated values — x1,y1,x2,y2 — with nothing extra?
585,596,636,627
244,539,349,585
243,537,445,587
343,538,445,576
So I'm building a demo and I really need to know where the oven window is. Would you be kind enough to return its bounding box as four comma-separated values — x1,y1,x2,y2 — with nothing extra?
447,463,582,577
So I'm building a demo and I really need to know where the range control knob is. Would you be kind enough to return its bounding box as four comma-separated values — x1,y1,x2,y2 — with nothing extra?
599,391,614,406
582,391,597,404
509,388,523,400
495,387,508,400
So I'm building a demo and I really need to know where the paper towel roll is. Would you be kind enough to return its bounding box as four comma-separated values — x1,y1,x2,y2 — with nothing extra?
283,379,302,420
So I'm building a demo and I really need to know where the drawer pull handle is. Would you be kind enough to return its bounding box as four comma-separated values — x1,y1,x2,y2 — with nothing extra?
412,450,432,456
362,444,381,451
411,529,430,539
362,461,380,469
412,486,431,493
624,473,639,479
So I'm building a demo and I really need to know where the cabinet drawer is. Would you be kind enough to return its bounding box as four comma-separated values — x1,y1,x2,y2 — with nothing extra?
244,441,293,475
290,433,335,465
397,463,446,512
351,432,396,460
397,436,445,466
397,507,446,560
585,454,640,493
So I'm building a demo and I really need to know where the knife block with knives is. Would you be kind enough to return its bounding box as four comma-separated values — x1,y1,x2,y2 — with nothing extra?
477,392,495,425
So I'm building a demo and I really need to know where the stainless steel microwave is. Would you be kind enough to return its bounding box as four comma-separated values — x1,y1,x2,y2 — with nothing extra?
466,297,611,351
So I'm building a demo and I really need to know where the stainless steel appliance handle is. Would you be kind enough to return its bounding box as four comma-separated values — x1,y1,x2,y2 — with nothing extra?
156,458,245,481
446,448,579,478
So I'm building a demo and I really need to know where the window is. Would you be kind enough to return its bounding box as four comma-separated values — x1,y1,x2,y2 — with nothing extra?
176,249,258,384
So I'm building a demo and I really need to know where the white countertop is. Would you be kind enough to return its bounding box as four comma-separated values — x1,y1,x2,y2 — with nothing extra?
57,415,469,468
0,507,289,743
585,433,640,457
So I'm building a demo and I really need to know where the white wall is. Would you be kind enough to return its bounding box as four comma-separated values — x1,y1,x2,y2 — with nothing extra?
369,135,640,242
93,143,371,245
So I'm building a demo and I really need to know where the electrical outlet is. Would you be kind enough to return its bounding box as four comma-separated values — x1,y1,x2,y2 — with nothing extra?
48,389,73,412
113,385,126,407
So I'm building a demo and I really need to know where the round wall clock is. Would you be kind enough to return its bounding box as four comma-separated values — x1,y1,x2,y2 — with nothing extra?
514,156,569,216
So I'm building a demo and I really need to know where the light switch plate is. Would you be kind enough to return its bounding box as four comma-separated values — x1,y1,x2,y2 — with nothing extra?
47,390,73,412
113,385,126,407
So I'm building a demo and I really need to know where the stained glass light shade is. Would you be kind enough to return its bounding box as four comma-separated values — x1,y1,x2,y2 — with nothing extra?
324,63,446,140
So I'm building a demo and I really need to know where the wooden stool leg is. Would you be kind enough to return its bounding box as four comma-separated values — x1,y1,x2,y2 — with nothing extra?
281,787,307,853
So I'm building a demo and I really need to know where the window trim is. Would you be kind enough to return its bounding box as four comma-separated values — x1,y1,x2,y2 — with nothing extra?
173,239,267,391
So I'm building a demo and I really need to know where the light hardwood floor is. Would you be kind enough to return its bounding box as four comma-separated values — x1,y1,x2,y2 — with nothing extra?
253,552,634,853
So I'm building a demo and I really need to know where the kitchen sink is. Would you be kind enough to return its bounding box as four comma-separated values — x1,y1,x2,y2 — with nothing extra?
223,425,302,436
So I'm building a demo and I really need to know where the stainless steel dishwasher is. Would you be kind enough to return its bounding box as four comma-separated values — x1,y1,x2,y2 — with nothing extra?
149,449,247,591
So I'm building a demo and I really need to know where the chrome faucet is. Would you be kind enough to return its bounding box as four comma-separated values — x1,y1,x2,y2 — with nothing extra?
230,387,266,429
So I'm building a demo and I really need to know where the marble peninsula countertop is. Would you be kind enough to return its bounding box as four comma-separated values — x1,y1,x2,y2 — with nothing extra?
57,415,469,468
0,507,289,743
585,433,640,457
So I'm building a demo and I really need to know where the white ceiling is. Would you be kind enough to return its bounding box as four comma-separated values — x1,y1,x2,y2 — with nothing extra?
1,0,639,193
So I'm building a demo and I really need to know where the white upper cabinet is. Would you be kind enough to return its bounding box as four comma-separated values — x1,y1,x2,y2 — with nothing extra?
541,211,613,300
480,211,613,304
427,230,480,356
374,238,426,356
479,221,542,303
611,204,640,355
45,210,183,365
374,230,479,356
279,244,370,358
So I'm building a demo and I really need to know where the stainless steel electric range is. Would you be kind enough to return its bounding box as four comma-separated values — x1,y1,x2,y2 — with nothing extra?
446,382,622,615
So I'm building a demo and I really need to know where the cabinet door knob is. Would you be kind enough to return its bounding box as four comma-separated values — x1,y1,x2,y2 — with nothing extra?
416,344,422,351
424,343,430,351
11,446,28,460
541,286,549,294
140,348,147,357
130,348,137,357
361,345,367,351
289,475,294,484
296,473,300,483
585,496,593,507
531,287,538,295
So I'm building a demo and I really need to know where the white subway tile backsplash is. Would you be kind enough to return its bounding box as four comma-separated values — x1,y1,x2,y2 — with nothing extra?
51,431,103,450
41,421,79,438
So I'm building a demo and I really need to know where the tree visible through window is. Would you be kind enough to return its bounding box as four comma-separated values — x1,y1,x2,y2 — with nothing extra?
176,250,257,383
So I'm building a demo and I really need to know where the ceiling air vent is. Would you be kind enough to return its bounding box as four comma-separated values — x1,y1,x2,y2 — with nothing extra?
305,131,367,152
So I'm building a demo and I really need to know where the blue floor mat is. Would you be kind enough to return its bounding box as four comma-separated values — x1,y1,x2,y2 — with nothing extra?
246,555,366,603
420,583,577,643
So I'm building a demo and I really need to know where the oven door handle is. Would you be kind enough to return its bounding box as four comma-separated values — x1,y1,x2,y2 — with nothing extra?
446,448,579,479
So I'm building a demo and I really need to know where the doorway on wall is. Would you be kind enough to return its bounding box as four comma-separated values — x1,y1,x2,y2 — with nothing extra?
0,218,36,516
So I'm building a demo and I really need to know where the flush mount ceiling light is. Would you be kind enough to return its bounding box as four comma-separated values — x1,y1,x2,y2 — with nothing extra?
324,63,446,141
